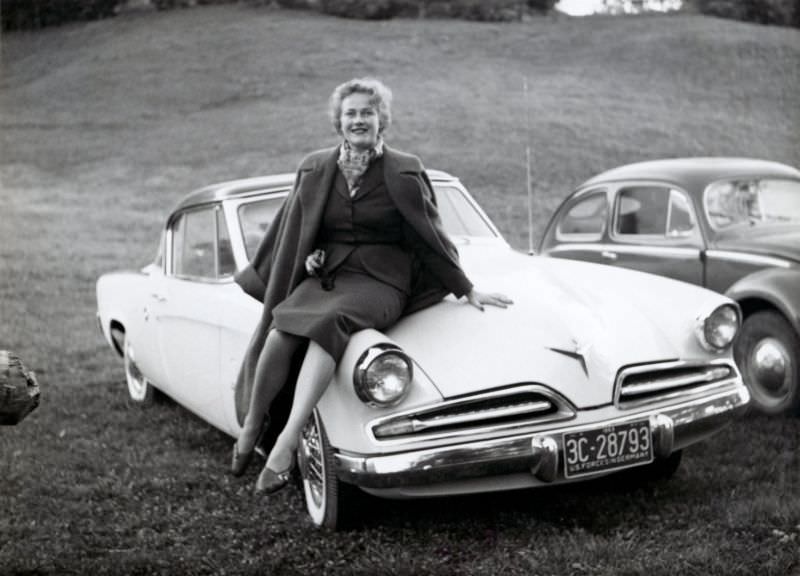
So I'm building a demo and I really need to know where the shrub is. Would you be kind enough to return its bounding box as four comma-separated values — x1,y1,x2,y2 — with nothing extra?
2,0,124,30
527,0,557,11
319,0,396,19
318,0,529,21
692,0,799,27
152,0,237,10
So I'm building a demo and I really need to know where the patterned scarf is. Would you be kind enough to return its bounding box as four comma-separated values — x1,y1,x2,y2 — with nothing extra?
337,137,384,196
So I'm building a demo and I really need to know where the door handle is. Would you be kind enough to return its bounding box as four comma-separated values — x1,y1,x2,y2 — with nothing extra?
150,292,167,302
601,251,618,261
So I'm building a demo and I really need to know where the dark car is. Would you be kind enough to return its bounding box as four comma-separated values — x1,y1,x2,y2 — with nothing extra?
539,158,800,415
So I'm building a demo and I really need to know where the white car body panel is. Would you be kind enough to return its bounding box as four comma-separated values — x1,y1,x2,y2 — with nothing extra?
96,171,749,502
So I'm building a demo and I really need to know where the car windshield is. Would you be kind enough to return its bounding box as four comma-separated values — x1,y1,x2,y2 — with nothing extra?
704,178,800,230
434,185,496,239
238,184,497,259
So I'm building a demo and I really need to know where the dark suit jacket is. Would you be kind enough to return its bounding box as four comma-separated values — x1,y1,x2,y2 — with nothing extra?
232,145,473,424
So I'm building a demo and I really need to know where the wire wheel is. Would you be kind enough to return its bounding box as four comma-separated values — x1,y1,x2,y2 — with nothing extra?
123,338,155,405
299,409,359,529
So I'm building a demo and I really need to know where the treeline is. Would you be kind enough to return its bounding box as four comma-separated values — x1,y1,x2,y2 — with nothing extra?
2,0,798,31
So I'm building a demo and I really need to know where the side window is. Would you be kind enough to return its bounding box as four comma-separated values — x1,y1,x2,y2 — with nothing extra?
667,189,696,237
615,186,669,236
217,209,235,277
238,197,284,260
556,191,608,240
172,207,216,279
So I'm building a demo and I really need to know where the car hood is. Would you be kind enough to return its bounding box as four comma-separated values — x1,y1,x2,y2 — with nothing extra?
387,243,727,409
713,226,800,263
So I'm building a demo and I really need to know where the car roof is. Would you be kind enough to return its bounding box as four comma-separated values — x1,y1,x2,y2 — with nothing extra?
173,169,459,213
578,157,800,194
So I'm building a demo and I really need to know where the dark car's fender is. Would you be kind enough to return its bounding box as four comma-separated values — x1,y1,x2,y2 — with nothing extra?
725,267,800,335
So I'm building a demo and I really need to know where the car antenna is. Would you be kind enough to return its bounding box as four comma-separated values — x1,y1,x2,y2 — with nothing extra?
524,76,535,255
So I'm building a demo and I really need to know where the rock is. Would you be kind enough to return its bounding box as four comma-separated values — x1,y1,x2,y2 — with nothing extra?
0,350,41,425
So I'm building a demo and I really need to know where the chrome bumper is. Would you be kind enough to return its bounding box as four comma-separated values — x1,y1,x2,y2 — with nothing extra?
335,386,750,489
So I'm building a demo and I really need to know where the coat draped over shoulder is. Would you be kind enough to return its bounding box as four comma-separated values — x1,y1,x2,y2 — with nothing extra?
232,146,472,425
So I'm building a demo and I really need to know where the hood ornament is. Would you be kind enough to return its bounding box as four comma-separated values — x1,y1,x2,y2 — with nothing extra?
547,339,592,377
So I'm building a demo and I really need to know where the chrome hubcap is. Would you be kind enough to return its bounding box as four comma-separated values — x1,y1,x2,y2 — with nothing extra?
749,337,791,403
124,343,147,399
301,413,325,510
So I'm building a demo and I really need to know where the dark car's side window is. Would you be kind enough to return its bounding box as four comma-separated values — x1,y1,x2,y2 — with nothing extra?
614,186,697,240
556,191,608,240
616,186,668,235
666,189,696,237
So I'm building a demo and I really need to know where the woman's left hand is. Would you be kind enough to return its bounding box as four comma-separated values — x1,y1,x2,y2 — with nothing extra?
466,289,514,312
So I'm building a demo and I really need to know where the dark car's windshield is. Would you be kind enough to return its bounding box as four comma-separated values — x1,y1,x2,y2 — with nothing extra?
704,178,800,230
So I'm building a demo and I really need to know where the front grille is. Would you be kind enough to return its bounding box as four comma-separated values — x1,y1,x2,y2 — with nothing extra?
370,385,575,443
616,361,736,408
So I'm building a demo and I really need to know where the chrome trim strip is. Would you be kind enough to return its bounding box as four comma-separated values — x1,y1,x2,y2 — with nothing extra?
367,385,576,446
620,366,732,397
548,243,700,259
705,250,791,269
614,359,740,409
376,400,554,436
336,385,749,489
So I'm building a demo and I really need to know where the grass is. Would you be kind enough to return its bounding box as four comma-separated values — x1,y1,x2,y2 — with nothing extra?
1,4,799,575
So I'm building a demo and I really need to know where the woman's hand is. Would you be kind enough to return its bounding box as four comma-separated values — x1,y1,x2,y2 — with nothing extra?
305,249,326,276
466,289,514,312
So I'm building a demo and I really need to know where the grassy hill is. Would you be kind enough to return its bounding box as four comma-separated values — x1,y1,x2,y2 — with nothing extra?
0,5,798,575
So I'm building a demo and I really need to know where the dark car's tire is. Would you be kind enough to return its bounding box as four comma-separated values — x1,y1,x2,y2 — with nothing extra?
735,310,800,416
299,409,360,530
123,336,157,406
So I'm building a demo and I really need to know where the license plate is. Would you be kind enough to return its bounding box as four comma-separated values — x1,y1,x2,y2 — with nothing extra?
563,419,653,478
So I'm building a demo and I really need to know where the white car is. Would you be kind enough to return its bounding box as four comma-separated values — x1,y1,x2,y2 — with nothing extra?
96,170,750,529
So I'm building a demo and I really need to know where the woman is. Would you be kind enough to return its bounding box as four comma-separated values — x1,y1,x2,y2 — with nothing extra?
231,78,512,494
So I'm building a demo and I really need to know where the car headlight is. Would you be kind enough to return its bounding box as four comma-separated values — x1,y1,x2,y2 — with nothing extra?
353,344,413,407
695,303,740,352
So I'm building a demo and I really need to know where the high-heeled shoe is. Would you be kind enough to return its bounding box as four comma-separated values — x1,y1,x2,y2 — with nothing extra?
230,443,255,477
255,457,296,495
230,417,270,477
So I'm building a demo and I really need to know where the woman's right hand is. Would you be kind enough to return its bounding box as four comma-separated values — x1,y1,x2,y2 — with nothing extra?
305,249,326,276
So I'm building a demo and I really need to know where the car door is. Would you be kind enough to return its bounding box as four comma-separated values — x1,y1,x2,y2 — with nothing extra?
606,183,704,286
151,203,233,430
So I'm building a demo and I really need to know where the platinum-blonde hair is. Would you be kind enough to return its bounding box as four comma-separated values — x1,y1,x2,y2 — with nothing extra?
329,78,392,135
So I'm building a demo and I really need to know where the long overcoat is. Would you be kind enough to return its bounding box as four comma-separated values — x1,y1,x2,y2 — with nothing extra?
232,145,473,425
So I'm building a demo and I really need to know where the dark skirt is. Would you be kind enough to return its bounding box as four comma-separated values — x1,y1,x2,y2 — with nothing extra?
272,271,408,362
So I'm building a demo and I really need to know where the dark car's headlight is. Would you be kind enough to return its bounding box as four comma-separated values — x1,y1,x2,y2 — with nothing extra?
354,344,413,407
696,303,740,352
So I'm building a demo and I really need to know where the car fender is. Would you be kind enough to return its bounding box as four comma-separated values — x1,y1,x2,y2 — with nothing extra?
317,328,445,456
725,267,800,336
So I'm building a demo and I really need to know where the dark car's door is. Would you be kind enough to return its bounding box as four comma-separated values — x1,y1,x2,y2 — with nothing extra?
606,184,705,285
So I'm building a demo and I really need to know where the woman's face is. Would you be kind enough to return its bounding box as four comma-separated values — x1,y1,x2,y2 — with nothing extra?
340,92,380,151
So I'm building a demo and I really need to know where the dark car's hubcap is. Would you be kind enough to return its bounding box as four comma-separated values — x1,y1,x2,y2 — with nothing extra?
749,337,791,402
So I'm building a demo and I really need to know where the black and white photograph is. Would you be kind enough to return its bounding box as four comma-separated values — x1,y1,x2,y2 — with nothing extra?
1,0,798,574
